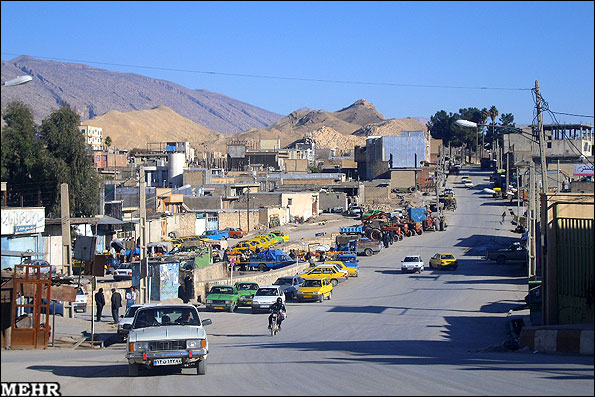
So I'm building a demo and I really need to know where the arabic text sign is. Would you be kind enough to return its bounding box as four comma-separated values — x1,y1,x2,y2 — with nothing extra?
573,163,594,176
1,208,45,235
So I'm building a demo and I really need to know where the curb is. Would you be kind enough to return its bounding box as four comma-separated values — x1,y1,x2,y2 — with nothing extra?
519,326,594,355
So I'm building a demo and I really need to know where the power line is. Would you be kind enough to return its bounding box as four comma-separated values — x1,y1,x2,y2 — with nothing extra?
1,51,532,91
550,111,594,119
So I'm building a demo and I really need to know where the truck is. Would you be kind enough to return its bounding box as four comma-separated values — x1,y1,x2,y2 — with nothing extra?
335,235,381,257
485,242,528,264
248,249,297,272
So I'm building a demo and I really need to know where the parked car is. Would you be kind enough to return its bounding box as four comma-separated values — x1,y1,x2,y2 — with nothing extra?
300,265,348,286
401,255,424,273
117,303,160,342
258,232,284,244
273,276,305,300
233,282,259,307
251,285,285,313
24,299,64,316
113,264,133,281
254,234,280,247
485,242,528,264
223,227,247,239
205,285,239,312
349,205,363,216
73,286,88,313
464,181,474,189
125,304,212,376
296,277,333,302
106,257,121,274
229,240,260,256
324,260,358,277
270,231,289,242
201,230,229,241
429,253,458,270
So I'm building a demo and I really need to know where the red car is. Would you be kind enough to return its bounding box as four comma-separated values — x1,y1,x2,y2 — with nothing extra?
224,227,247,238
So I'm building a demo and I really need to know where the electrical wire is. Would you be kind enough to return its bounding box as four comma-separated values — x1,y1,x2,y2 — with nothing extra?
1,51,532,91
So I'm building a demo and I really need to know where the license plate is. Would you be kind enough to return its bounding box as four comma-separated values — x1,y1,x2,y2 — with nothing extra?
304,295,312,298
154,358,182,366
246,301,252,305
215,306,224,310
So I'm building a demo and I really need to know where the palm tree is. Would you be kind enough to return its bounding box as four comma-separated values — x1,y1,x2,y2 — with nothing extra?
480,108,489,159
104,136,112,150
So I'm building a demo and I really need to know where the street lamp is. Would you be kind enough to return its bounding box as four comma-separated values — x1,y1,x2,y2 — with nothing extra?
1,75,33,87
455,119,481,165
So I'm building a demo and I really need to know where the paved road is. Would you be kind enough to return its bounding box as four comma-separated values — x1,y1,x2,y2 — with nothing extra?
2,168,593,395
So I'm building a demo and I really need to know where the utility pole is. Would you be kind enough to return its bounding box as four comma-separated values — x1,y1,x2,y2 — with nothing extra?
139,167,148,304
528,162,536,279
535,80,548,194
60,183,73,318
246,188,250,233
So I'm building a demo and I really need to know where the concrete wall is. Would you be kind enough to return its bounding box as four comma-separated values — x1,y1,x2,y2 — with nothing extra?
259,207,289,227
362,182,390,204
284,159,309,172
282,192,320,220
319,191,348,211
184,196,224,210
390,170,416,189
218,210,260,231
183,169,211,186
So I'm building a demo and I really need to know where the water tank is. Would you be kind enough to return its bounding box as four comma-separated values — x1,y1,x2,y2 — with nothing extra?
168,152,185,188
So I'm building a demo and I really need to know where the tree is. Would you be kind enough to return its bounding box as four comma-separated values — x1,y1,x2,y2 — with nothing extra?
1,101,54,207
104,136,112,150
38,105,100,217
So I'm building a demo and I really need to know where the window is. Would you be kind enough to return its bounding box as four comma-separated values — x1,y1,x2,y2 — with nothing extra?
287,198,292,205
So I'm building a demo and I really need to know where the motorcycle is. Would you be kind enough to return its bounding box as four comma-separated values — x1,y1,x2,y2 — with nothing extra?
269,311,285,336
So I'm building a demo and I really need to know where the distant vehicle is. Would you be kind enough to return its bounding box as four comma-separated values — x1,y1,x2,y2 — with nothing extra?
273,276,305,300
201,230,229,241
429,253,458,270
270,231,289,242
248,249,296,272
485,242,528,264
223,227,247,239
296,277,333,302
73,286,88,313
401,255,424,273
113,264,133,281
24,299,63,316
300,265,347,287
234,282,259,307
464,181,474,189
349,205,363,216
205,285,239,312
106,257,121,274
251,285,285,313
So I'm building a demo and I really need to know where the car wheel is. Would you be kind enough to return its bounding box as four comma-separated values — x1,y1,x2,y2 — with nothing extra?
318,294,323,303
197,360,207,375
128,363,139,377
364,248,373,257
327,291,332,300
297,298,302,303
258,264,267,272
330,279,338,287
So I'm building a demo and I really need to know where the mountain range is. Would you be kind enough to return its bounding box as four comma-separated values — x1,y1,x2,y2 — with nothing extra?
1,55,429,153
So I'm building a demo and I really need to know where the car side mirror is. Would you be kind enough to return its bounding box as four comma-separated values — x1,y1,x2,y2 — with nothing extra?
202,319,212,326
123,324,131,330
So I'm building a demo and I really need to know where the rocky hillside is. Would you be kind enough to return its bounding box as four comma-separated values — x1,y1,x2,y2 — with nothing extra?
85,105,227,151
1,55,283,133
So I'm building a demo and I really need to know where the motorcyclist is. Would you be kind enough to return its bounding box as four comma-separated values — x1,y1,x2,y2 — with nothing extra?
268,297,286,330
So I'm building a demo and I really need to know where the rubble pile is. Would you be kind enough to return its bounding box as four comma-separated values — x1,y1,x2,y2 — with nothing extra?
306,126,366,152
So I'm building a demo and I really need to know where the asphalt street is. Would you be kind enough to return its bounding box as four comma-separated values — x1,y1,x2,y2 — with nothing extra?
1,167,593,396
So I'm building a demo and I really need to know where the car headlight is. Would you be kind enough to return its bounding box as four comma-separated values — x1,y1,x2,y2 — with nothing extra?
312,291,321,295
132,342,149,352
206,300,213,304
186,339,206,349
225,300,232,304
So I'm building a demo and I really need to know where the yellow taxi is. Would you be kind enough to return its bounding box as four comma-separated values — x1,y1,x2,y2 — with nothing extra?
271,231,290,242
254,234,279,247
301,265,348,286
324,261,358,278
429,253,458,270
296,277,333,302
250,237,274,250
229,240,260,256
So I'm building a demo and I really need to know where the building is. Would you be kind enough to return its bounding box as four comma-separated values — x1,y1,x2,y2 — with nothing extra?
79,124,103,151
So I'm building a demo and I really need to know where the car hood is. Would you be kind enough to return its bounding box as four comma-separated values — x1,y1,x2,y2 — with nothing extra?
252,296,279,303
206,293,236,300
129,325,206,342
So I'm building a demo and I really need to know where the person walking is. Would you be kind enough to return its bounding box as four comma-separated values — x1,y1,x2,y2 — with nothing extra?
126,286,137,308
501,211,506,224
184,275,193,303
95,288,105,322
110,288,122,323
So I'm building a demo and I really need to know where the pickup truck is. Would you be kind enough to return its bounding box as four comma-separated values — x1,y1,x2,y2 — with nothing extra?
201,230,229,240
356,238,382,256
248,249,297,272
485,242,528,264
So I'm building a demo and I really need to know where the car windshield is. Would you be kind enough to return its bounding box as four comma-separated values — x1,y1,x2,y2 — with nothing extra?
237,283,256,290
303,280,322,287
442,254,455,260
274,279,293,286
256,288,277,296
77,288,85,295
124,306,141,318
404,256,420,262
210,287,234,294
132,307,200,329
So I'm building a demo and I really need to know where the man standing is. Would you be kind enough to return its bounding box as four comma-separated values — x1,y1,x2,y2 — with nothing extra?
111,288,122,323
126,286,137,308
95,288,105,322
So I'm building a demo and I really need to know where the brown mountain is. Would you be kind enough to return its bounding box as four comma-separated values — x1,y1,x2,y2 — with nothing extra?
1,55,283,133
86,105,227,151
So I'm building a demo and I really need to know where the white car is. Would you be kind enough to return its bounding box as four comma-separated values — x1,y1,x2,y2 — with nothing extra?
401,255,424,273
117,303,160,341
125,304,212,376
251,285,285,313
464,181,474,189
113,264,133,281
73,286,88,313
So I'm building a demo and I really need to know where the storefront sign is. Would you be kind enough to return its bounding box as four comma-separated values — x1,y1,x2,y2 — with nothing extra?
573,163,594,176
1,208,45,235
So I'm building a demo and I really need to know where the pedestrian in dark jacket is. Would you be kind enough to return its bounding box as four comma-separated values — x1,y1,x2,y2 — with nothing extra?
110,288,122,323
95,288,105,322
184,276,193,303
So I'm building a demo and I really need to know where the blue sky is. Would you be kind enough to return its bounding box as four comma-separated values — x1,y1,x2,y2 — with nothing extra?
1,1,593,125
